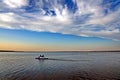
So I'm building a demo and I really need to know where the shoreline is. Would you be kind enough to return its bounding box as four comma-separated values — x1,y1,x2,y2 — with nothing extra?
0,50,120,53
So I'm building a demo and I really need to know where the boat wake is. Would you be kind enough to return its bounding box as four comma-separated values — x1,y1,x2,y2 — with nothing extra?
47,58,90,62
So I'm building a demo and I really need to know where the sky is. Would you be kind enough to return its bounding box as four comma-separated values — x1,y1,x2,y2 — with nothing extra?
0,0,120,51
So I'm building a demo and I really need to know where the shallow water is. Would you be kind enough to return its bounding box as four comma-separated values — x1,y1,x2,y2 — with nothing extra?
0,52,120,80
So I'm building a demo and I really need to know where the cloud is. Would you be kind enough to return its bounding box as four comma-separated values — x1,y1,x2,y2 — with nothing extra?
0,0,120,41
3,0,28,8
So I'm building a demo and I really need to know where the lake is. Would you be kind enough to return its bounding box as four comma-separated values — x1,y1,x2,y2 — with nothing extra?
0,52,120,80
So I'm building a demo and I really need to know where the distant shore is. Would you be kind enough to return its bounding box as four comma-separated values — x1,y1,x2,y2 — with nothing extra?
0,50,120,52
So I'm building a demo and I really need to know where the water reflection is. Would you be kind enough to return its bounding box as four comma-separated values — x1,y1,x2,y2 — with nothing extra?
0,52,120,80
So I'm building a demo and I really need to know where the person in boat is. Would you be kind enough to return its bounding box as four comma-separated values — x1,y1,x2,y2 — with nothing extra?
39,54,44,58
42,55,44,57
39,54,41,58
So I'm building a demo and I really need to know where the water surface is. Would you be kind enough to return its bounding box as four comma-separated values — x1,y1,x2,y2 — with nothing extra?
0,52,120,80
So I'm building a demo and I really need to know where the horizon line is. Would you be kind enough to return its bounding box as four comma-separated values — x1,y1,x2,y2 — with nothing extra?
0,50,120,52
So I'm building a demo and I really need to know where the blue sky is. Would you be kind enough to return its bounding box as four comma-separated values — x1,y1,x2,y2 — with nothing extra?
0,0,120,51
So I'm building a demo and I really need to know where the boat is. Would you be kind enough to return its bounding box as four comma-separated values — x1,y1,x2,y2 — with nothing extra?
35,54,48,60
35,57,48,60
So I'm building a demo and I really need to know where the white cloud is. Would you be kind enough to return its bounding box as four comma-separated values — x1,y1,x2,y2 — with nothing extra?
3,0,27,8
88,8,120,25
0,0,120,41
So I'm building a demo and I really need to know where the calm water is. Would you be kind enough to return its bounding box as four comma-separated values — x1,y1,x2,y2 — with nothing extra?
0,52,120,80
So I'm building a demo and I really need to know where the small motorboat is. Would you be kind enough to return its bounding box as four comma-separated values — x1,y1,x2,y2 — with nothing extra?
35,57,48,60
35,54,48,60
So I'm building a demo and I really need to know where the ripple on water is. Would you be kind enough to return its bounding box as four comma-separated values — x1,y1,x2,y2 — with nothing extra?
0,52,120,80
